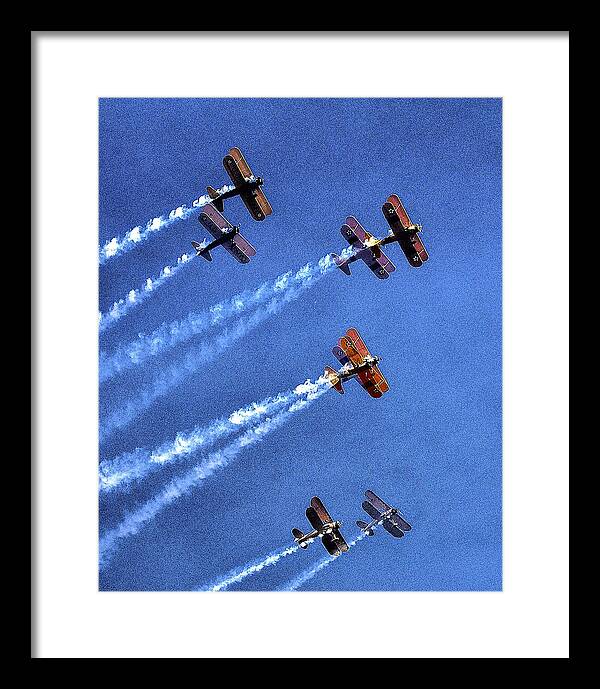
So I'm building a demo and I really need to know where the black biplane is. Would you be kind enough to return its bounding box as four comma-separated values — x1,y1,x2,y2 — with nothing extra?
192,203,256,264
207,147,273,221
356,490,412,539
332,194,429,278
292,496,349,557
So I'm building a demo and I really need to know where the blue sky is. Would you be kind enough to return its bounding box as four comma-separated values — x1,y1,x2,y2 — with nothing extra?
99,98,502,591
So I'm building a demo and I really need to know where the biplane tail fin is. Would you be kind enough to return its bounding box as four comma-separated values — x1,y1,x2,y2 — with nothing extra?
332,253,351,275
331,253,352,276
207,187,224,212
357,520,375,536
292,528,310,548
191,241,213,261
324,366,344,394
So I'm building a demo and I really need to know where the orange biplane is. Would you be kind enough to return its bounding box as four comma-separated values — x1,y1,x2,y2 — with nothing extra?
206,147,273,221
324,328,390,398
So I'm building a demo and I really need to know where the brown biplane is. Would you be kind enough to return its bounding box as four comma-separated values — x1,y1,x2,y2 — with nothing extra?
356,490,412,539
324,328,390,398
192,203,256,264
332,194,429,278
206,147,273,221
292,496,349,557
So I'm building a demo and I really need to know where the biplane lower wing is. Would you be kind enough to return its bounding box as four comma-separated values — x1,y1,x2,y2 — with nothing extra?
332,345,350,367
321,533,342,557
240,188,273,221
362,500,383,522
364,249,396,279
397,233,429,268
223,234,256,264
389,512,412,533
357,365,390,398
381,520,406,538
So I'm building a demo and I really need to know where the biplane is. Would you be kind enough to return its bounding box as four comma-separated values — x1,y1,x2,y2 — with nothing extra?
332,194,429,278
292,496,349,557
206,147,273,221
324,328,390,398
192,203,256,264
356,490,412,539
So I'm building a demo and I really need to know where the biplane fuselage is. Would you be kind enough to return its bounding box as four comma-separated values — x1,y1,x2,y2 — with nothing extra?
336,355,381,383
293,520,342,549
209,176,264,206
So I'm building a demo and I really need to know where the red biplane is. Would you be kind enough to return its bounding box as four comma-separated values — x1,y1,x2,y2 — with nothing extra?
192,203,256,264
292,496,349,557
332,194,429,278
356,490,412,539
324,328,390,398
206,147,273,221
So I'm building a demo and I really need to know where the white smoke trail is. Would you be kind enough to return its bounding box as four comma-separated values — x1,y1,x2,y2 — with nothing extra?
99,253,193,333
99,378,330,569
100,388,296,493
197,544,300,592
280,532,367,591
99,249,353,383
99,255,340,442
98,185,234,265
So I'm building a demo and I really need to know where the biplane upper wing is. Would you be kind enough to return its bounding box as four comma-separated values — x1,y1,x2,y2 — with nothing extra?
223,147,272,221
310,496,334,525
383,194,412,232
382,194,429,267
223,147,251,187
365,490,391,512
338,335,364,369
198,204,231,240
198,205,256,264
239,187,273,221
225,233,257,264
345,328,370,359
